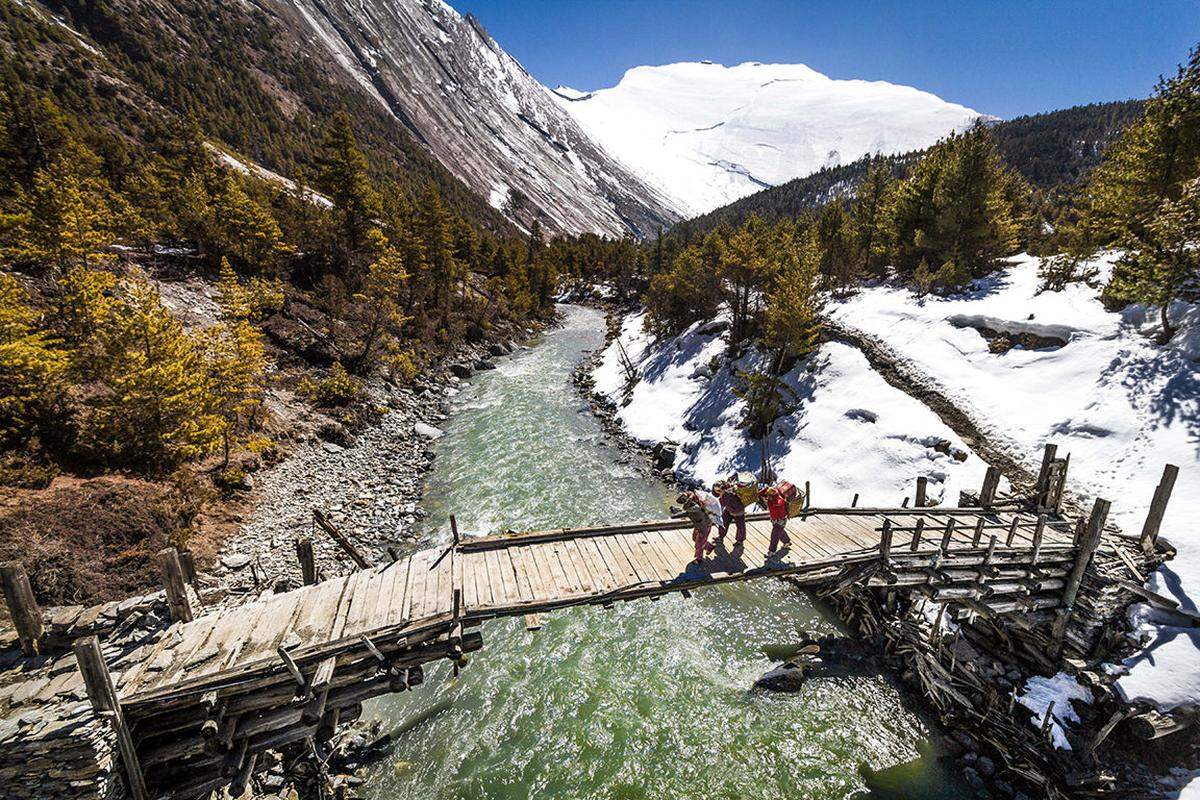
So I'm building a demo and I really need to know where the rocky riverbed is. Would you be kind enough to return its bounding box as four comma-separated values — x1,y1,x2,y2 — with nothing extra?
208,326,543,603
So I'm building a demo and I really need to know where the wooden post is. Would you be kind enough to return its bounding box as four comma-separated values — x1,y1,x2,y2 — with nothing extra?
1030,514,1046,564
1035,444,1058,495
1055,498,1111,651
851,493,859,508
295,538,318,585
940,519,956,552
1139,464,1179,554
312,510,373,569
909,518,925,552
979,466,1001,507
1006,516,1019,547
879,519,893,564
972,518,985,548
0,562,42,657
450,515,460,546
158,548,194,623
73,637,149,800
915,477,928,508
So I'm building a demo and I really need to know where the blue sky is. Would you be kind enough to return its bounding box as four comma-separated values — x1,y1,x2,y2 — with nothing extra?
461,0,1198,119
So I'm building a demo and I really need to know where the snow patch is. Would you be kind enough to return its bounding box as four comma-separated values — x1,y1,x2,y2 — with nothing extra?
1017,673,1091,750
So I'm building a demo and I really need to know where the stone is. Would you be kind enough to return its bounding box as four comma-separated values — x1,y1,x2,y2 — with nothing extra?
753,662,808,692
221,554,252,570
321,442,344,454
963,767,984,791
449,363,472,379
488,343,507,357
976,755,995,777
414,423,444,440
475,359,496,370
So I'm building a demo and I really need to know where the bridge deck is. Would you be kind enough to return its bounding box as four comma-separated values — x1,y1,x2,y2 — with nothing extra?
117,507,1075,708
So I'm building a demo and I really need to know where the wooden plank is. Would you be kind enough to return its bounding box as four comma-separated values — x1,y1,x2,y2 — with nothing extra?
489,546,518,606
567,538,605,593
458,552,480,610
550,542,585,594
329,571,369,642
597,534,640,586
610,533,651,584
383,555,413,628
507,546,537,603
405,549,433,621
520,542,556,601
533,542,575,599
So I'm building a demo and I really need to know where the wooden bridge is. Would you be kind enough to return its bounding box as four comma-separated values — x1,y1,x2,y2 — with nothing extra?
58,489,1114,800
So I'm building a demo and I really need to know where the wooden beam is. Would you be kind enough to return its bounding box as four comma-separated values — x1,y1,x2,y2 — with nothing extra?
1140,464,1178,554
915,476,928,508
0,562,42,657
1035,443,1058,495
73,637,149,800
312,510,372,569
158,547,194,623
1056,498,1110,647
295,537,318,585
979,466,1001,507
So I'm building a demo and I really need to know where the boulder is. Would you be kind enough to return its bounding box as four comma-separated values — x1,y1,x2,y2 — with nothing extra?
488,343,507,357
754,661,808,692
221,553,252,571
475,359,496,370
652,441,677,469
414,422,445,440
449,363,472,379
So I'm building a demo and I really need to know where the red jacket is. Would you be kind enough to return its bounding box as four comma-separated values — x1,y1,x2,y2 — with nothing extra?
759,489,788,521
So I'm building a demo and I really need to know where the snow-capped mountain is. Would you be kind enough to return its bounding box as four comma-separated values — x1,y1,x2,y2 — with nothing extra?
279,0,680,236
553,61,987,217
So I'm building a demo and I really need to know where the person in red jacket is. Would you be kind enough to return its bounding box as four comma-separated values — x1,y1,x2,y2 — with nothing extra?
758,485,791,554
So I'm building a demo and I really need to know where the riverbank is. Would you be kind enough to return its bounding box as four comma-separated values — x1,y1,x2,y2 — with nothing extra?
585,301,1180,798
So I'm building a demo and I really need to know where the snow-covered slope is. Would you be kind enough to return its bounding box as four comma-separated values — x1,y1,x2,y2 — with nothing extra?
278,0,680,236
826,254,1200,715
592,311,990,506
554,61,986,216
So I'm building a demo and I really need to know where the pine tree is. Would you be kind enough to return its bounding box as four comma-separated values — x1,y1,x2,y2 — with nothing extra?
645,244,721,335
764,228,824,364
721,219,772,344
850,157,893,279
200,317,267,466
1106,176,1200,339
317,112,383,273
816,201,859,295
1074,46,1200,336
207,172,287,271
347,246,412,372
0,272,67,444
416,184,461,315
2,142,115,272
83,283,223,468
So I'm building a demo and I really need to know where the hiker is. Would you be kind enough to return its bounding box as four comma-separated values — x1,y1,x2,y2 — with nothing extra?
674,490,722,565
713,481,747,545
758,485,792,554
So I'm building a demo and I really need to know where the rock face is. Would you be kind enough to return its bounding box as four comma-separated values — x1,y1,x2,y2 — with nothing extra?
276,0,680,236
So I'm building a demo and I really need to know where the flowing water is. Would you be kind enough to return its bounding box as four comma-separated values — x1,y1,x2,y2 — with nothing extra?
362,304,966,799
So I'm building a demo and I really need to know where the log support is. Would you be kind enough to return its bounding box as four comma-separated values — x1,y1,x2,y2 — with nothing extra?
295,537,318,585
0,562,43,657
1139,464,1179,554
158,547,194,623
915,476,928,508
74,636,149,800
